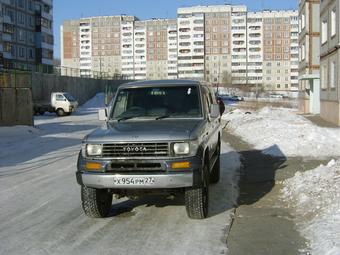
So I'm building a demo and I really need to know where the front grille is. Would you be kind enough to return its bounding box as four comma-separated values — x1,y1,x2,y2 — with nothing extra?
107,162,164,172
102,143,169,158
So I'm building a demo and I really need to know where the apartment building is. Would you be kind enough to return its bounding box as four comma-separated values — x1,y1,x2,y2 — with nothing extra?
61,15,136,78
60,5,299,92
320,0,340,125
177,7,205,81
62,16,177,80
247,12,263,87
298,0,320,114
0,0,54,72
145,19,176,80
261,10,299,92
231,6,248,85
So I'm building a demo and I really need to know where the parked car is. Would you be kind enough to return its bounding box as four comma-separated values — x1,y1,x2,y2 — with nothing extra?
269,94,283,99
76,80,223,219
33,92,78,116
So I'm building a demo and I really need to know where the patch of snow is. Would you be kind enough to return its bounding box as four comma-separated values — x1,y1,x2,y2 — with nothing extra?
282,160,340,255
223,107,340,158
80,93,105,110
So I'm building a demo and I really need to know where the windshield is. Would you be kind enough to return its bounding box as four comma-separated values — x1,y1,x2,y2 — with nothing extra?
63,93,76,102
110,86,202,120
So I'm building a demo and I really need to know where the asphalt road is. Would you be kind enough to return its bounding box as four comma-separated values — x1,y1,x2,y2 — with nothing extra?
0,109,240,255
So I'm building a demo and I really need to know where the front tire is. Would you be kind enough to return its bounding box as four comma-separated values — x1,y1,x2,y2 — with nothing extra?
81,186,112,218
56,108,65,116
185,164,209,219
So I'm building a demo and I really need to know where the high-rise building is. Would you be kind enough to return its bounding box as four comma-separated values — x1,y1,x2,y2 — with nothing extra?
247,12,264,88
231,6,248,85
319,0,340,125
61,16,177,80
261,10,299,92
0,0,54,72
298,0,320,114
177,7,205,81
60,5,299,93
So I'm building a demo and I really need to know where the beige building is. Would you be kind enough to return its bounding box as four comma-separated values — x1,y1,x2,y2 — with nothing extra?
261,10,299,92
320,0,340,125
60,5,299,93
61,17,176,79
61,15,137,78
298,0,321,114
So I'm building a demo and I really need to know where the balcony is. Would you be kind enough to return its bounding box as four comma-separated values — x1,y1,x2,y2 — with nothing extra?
2,33,12,42
42,0,53,5
3,52,13,59
3,15,13,24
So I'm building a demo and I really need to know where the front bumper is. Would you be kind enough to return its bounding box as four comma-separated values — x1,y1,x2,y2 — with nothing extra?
76,172,193,189
76,154,202,189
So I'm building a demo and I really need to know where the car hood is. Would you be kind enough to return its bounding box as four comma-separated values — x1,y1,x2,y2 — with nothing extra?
85,119,204,143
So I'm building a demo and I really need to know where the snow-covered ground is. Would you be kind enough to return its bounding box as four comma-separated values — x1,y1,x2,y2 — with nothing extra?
223,106,340,255
0,93,240,255
223,107,340,158
282,160,340,255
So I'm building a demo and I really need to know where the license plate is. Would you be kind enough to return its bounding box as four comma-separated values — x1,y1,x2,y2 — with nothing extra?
113,177,155,185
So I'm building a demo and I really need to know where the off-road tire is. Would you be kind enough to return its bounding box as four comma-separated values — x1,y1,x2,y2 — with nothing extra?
210,143,221,183
185,164,209,219
56,108,65,117
81,185,112,218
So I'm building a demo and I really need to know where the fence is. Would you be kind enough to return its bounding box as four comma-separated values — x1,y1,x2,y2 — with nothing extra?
0,68,131,126
53,66,128,80
0,69,33,126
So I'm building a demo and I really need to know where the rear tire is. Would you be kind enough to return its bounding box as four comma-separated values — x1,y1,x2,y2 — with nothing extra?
81,186,112,218
185,164,209,219
56,108,65,116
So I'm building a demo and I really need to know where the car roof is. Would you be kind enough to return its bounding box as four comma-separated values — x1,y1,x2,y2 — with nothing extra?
118,79,205,89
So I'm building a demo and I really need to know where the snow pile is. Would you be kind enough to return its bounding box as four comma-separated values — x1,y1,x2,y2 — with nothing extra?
80,93,105,109
223,107,340,158
282,160,340,255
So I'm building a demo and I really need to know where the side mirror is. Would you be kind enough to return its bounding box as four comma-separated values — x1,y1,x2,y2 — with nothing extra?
210,104,220,119
98,108,107,121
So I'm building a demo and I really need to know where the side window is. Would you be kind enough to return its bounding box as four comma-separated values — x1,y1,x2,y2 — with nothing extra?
209,88,217,104
55,94,65,101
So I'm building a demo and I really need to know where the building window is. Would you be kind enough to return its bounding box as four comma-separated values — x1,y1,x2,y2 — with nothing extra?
330,61,336,88
277,84,281,89
331,9,336,37
301,43,306,60
322,19,328,44
321,64,328,89
301,12,305,30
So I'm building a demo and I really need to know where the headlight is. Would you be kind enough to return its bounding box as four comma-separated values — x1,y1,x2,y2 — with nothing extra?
86,144,102,156
173,142,190,155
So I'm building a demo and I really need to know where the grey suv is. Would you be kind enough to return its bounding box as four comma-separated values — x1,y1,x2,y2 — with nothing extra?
76,80,223,219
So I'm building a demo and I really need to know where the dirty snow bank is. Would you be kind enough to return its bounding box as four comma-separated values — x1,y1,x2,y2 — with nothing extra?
282,160,340,255
223,107,340,158
80,93,105,109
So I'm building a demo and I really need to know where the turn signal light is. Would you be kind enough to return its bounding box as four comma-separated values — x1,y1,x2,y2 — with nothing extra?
85,162,102,170
171,161,190,169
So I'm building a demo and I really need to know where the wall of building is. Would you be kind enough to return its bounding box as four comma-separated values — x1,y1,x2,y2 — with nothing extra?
320,0,340,124
0,0,53,72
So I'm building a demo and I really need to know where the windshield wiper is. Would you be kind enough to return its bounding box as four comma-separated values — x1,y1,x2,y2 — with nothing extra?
155,114,171,120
